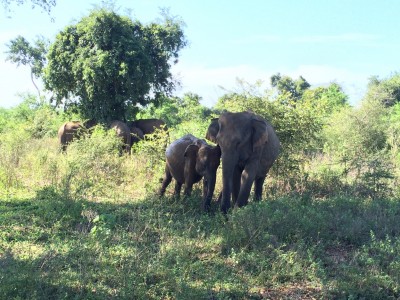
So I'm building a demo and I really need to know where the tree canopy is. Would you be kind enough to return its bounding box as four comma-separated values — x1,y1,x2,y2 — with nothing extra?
43,8,187,123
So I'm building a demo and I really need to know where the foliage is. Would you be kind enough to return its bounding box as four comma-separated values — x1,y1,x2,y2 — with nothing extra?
137,93,213,128
4,68,400,298
0,94,63,137
1,93,400,299
136,92,214,141
322,97,394,197
2,185,400,299
214,79,325,180
271,72,311,102
366,73,400,107
1,0,56,14
6,35,48,78
57,125,124,200
6,35,49,96
44,8,187,123
302,82,349,114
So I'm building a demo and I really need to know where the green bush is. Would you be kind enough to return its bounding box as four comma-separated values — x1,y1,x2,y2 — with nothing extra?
57,125,124,200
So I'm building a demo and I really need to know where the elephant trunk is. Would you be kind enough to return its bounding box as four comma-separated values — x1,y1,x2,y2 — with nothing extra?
220,152,238,213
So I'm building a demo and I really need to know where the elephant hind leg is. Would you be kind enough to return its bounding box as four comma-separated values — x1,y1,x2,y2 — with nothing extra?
159,165,173,196
174,182,182,197
254,176,266,202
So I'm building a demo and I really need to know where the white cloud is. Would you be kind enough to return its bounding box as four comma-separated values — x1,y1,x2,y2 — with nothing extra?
172,63,369,107
172,62,274,107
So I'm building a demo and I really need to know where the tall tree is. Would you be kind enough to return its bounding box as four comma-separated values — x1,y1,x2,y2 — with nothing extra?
6,35,48,97
43,8,187,123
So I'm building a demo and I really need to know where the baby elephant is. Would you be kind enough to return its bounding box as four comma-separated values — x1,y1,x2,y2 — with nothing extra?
159,134,221,211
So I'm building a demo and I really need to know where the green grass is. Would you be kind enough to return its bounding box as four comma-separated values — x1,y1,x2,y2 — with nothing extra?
1,130,400,299
1,188,400,299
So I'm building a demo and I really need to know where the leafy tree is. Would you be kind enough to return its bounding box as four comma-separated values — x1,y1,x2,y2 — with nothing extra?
271,73,310,102
2,0,56,14
137,93,213,128
43,8,187,123
302,83,349,115
322,96,393,196
6,35,48,97
364,73,400,107
0,94,62,138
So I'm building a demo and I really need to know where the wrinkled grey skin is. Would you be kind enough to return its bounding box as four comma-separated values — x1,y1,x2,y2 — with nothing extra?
206,111,280,213
159,134,221,211
110,120,132,154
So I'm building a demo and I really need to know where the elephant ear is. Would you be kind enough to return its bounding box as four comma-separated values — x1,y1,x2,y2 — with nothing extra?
184,144,200,174
184,144,199,159
252,119,268,152
206,118,219,143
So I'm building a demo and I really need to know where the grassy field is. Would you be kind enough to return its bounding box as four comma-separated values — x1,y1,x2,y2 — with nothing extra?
1,131,400,299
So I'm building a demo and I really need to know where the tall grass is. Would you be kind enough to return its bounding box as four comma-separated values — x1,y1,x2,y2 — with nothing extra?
1,121,400,299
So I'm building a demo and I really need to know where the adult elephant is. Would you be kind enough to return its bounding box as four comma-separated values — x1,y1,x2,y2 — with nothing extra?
110,120,131,154
58,119,97,151
206,111,280,213
58,121,84,151
159,134,221,211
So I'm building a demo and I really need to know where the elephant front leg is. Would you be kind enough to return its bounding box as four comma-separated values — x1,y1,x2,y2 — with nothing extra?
183,183,193,197
202,179,211,211
232,167,242,205
202,175,216,212
235,164,257,208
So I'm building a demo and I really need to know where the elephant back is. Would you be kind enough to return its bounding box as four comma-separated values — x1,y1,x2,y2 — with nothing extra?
166,134,200,158
129,118,167,135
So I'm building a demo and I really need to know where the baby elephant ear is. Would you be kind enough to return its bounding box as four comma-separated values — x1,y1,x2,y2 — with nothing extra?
184,144,200,158
252,119,268,152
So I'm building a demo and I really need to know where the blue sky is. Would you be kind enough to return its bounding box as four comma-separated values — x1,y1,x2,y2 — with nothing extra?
1,0,400,108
